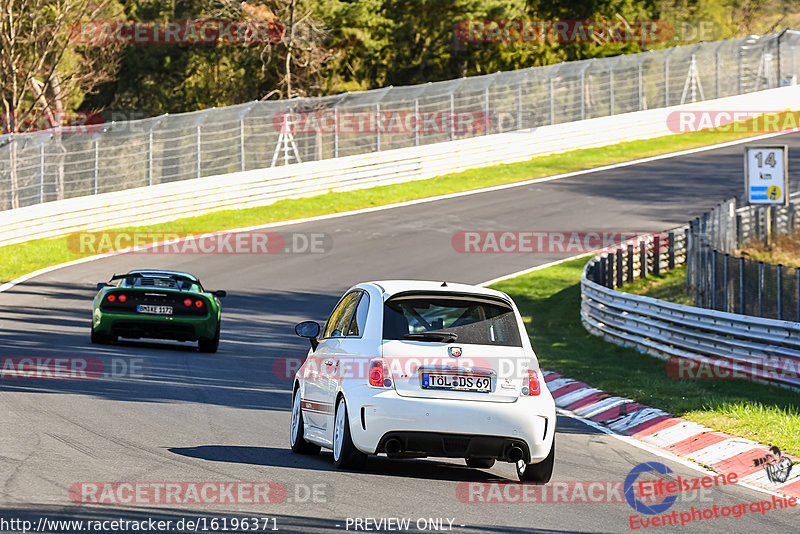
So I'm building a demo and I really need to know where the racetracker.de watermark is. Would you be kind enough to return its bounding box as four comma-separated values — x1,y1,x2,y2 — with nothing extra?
665,356,800,382
67,231,330,255
70,20,285,44
69,482,329,505
0,357,148,379
454,20,720,44
272,110,488,134
666,111,800,134
452,231,668,254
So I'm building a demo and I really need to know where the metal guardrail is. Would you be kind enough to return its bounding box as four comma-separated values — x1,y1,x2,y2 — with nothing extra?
582,216,800,392
2,30,799,211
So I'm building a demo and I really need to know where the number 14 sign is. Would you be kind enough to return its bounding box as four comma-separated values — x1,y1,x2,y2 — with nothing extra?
744,145,789,205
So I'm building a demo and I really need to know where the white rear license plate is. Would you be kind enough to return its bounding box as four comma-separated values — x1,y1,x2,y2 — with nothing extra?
422,373,491,392
137,305,173,315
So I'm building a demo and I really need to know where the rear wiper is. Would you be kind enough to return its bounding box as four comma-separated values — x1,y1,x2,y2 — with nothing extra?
404,331,458,343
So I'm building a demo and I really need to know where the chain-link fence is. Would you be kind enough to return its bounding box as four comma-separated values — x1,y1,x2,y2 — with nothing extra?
2,30,800,211
686,194,800,321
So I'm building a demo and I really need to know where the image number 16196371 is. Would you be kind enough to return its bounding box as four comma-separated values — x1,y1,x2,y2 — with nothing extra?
753,446,793,484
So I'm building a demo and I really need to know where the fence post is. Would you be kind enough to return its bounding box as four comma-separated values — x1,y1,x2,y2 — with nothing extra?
38,142,44,203
639,241,647,279
739,256,745,314
375,102,381,152
195,125,201,179
736,214,743,248
333,107,339,158
414,98,420,146
147,130,154,186
723,254,730,312
549,70,555,124
93,138,99,195
758,261,764,317
609,65,614,115
516,81,523,130
653,235,661,276
616,251,623,288
627,244,634,283
711,251,717,310
483,87,490,135
239,116,246,171
449,93,455,142
777,264,783,320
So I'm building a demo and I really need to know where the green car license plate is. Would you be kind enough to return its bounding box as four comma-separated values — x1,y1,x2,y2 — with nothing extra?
137,305,173,315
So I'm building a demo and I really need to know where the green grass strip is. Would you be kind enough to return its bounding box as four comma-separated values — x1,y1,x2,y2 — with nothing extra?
492,258,800,457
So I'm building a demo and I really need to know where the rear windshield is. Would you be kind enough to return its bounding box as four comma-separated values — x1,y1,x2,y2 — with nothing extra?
383,294,522,347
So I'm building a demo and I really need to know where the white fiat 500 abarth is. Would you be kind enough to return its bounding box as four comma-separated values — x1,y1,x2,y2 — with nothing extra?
289,280,556,482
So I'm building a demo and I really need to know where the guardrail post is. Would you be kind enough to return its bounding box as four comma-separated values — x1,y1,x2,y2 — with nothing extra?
777,264,783,319
739,256,745,314
608,252,615,288
599,256,607,286
627,244,634,283
616,251,623,288
758,261,764,317
668,232,675,270
639,241,647,279
653,235,661,276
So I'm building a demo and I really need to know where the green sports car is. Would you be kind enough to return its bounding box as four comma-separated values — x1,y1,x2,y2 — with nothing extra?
91,270,226,353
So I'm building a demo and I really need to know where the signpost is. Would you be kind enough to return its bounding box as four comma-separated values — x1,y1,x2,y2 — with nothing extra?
744,145,789,245
744,145,788,205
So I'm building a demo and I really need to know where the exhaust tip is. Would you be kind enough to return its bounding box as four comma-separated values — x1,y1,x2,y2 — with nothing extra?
385,437,402,455
508,445,524,463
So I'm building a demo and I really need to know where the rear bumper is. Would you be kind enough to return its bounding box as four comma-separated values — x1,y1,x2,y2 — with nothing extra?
346,385,555,463
93,310,217,341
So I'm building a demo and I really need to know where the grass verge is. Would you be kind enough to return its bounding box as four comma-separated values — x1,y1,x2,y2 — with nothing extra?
617,265,693,305
1,111,796,282
492,258,800,457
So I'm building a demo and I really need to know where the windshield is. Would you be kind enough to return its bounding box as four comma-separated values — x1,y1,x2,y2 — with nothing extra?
383,294,522,346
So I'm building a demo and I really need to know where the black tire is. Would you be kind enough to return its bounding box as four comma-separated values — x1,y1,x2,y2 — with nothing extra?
91,327,113,345
198,324,220,353
332,397,366,469
517,438,555,483
466,458,496,469
290,389,321,455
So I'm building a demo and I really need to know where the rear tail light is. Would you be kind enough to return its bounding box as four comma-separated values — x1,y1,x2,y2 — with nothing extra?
368,358,393,388
118,294,127,302
184,299,192,307
195,300,203,308
107,294,116,302
522,369,541,396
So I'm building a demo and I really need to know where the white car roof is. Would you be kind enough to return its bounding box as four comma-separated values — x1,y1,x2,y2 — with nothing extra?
360,280,513,302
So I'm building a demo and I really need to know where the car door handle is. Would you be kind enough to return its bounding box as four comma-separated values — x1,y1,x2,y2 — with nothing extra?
324,359,335,366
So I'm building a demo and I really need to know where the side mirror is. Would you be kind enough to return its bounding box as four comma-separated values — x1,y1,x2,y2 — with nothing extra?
295,321,321,350
96,282,108,290
213,290,227,298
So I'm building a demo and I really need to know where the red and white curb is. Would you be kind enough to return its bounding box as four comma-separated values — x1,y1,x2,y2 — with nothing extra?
543,370,800,498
